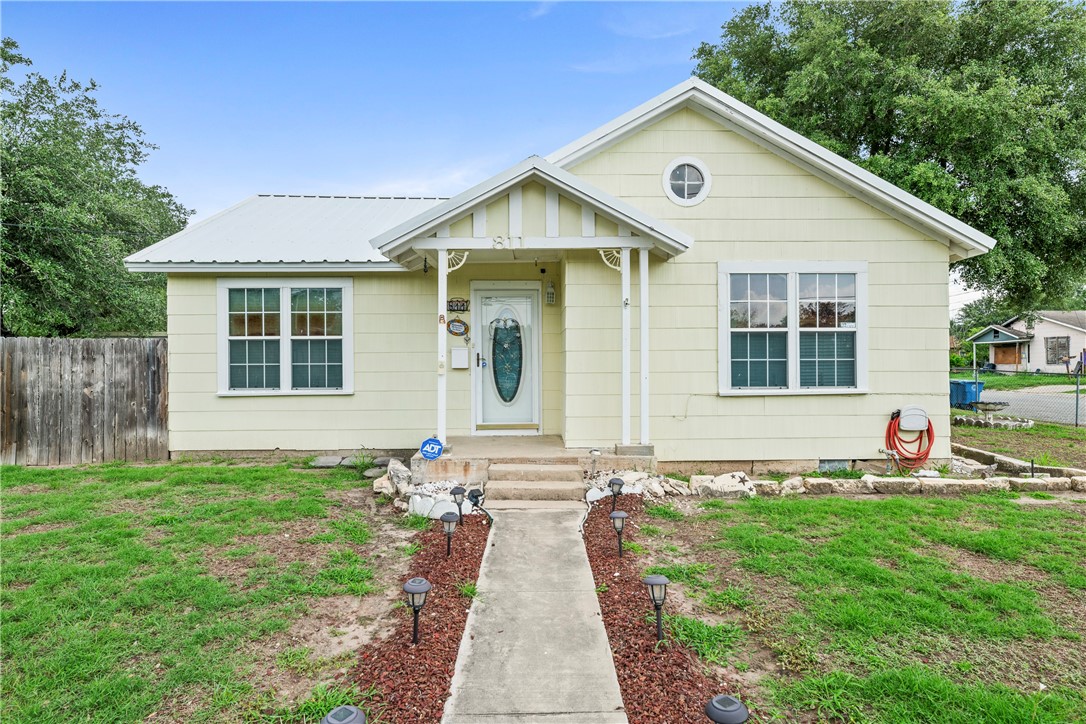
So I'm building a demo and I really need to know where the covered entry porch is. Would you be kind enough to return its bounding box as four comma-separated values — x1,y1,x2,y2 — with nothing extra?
371,156,693,455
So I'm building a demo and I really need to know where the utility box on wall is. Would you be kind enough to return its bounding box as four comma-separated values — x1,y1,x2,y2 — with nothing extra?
450,347,469,369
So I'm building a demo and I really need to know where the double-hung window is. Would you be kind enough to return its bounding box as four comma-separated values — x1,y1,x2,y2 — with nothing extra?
718,262,867,395
217,278,353,395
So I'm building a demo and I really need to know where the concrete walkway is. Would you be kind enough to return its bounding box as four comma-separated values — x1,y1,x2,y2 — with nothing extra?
442,507,628,724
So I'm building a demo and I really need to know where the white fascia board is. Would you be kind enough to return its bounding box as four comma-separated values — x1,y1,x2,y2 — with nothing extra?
124,261,407,273
548,77,996,258
372,157,692,259
124,195,259,264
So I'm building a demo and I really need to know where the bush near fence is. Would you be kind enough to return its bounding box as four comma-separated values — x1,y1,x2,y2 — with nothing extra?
1,337,168,465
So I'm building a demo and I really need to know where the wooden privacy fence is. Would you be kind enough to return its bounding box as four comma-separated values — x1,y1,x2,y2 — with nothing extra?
1,337,168,465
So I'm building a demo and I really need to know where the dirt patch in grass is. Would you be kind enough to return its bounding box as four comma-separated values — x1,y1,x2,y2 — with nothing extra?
952,425,1086,469
345,515,490,723
3,521,72,536
932,544,1050,585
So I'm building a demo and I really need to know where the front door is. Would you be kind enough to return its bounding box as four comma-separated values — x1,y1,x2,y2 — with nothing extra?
472,282,541,434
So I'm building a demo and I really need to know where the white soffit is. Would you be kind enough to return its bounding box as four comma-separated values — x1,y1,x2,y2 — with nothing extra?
546,78,997,262
124,195,446,271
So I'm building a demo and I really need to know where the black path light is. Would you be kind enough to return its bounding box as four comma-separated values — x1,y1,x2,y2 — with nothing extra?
320,705,366,724
610,510,628,557
402,577,432,644
642,574,669,641
705,694,749,723
440,511,458,557
450,486,466,524
608,477,624,511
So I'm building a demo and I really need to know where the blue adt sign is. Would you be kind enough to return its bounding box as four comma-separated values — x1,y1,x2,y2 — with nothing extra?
420,437,444,460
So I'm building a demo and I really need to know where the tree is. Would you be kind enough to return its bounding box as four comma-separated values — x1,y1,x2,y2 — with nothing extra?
1,38,190,337
694,0,1086,311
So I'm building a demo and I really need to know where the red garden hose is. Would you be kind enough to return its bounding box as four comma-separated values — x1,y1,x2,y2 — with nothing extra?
885,411,935,471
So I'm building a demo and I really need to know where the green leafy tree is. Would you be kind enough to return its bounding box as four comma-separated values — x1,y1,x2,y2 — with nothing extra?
1,38,190,337
694,0,1086,310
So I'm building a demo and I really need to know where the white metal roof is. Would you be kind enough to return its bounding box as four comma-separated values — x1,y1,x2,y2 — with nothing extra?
547,78,997,262
124,195,446,271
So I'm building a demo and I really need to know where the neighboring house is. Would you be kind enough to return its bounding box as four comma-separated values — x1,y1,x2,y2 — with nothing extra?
125,79,995,464
969,312,1086,373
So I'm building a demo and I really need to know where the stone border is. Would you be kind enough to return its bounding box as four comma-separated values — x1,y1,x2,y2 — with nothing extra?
952,415,1034,430
951,443,1086,479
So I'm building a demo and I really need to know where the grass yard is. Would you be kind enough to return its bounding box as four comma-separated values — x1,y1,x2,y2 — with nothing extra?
950,371,1080,391
636,494,1086,723
952,420,1086,469
0,460,412,722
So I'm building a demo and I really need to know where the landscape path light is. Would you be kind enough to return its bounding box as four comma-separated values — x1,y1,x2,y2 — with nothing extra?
402,577,432,644
320,705,366,724
642,574,669,641
610,510,628,557
705,694,749,723
608,477,624,511
440,511,458,557
450,486,466,524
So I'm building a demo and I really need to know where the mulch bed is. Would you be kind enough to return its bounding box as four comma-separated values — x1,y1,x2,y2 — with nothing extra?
583,497,745,724
345,514,489,722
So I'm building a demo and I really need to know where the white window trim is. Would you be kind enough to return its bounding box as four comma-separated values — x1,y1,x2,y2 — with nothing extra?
717,262,869,396
662,156,713,207
216,277,354,396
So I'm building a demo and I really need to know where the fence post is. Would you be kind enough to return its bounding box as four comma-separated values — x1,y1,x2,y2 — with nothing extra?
1076,369,1081,428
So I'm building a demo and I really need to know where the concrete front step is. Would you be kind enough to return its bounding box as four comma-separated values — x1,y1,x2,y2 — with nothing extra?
486,500,587,511
488,463,583,483
486,479,586,501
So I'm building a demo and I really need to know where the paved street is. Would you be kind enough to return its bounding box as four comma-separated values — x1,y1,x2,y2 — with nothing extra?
978,386,1085,426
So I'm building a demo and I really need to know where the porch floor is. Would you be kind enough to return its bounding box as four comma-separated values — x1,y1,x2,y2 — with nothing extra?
446,435,582,461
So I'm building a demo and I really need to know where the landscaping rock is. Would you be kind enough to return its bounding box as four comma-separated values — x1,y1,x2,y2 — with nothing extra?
1072,476,1086,492
310,455,343,468
392,498,408,511
752,480,782,496
712,471,750,486
586,487,612,504
689,475,713,490
1009,477,1073,492
645,479,666,498
781,476,805,495
372,474,394,496
339,456,358,467
920,479,990,496
695,477,756,498
621,471,649,484
803,478,874,495
387,459,413,496
872,478,922,495
664,478,691,495
363,467,386,479
373,456,398,467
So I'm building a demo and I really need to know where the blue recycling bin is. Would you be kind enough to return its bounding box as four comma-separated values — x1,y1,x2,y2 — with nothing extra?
960,380,984,406
949,380,964,408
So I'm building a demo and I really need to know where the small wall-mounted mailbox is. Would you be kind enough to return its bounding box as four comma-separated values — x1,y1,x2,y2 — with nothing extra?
451,347,470,369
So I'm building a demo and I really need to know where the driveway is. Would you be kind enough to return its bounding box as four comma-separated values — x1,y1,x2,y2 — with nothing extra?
978,386,1085,425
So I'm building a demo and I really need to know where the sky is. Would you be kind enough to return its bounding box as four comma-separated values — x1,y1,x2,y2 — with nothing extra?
4,0,982,312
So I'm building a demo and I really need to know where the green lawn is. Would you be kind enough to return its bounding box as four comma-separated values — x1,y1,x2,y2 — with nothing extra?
952,421,1086,469
1,461,393,723
639,495,1086,723
950,371,1080,391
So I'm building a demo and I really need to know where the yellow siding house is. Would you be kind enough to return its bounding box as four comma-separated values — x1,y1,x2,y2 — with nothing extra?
126,79,995,465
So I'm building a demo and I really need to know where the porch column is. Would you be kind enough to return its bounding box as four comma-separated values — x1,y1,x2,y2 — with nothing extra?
621,248,631,446
437,250,448,444
639,249,650,445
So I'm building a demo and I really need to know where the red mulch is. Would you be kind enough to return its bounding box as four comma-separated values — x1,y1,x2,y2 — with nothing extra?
345,515,489,723
583,498,744,724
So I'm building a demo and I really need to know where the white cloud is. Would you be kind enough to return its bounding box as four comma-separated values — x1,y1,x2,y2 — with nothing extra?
526,2,556,20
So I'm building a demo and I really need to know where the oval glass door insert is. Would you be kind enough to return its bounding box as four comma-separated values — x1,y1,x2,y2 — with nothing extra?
490,315,523,403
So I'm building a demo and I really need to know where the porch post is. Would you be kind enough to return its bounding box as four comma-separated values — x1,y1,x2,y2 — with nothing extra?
437,250,448,444
639,249,649,445
621,248,631,446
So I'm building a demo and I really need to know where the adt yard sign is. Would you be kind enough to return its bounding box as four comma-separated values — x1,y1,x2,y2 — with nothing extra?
420,437,444,460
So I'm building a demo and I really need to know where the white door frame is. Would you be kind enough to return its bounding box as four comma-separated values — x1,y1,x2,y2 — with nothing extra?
470,280,543,436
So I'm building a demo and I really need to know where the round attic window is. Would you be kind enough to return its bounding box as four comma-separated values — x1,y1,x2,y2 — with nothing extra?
663,157,712,206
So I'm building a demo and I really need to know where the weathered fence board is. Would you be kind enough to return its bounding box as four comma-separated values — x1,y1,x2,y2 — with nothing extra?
0,337,168,465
